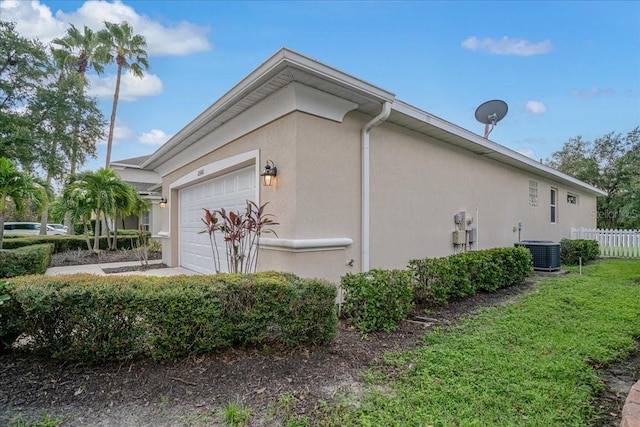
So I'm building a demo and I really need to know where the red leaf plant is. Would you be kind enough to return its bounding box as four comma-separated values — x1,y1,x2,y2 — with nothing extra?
201,201,278,273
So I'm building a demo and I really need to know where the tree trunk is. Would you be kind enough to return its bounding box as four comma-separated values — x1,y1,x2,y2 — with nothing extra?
111,211,119,250
39,171,54,236
0,210,5,250
105,63,123,169
39,207,49,236
93,210,100,252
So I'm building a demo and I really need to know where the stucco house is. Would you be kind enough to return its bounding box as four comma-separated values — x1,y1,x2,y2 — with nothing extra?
139,48,605,282
111,155,163,237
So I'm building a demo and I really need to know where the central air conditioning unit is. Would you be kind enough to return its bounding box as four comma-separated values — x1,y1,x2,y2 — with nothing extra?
514,240,561,271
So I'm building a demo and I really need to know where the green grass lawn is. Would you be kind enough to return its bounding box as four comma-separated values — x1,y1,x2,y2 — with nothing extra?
324,259,640,427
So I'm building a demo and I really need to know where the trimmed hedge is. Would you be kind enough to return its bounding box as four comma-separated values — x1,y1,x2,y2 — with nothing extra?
110,229,150,236
1,235,146,253
3,271,338,361
342,269,414,333
560,239,600,265
0,280,21,351
408,247,533,307
0,244,53,278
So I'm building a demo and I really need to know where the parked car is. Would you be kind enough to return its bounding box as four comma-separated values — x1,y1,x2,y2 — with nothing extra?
3,222,67,235
47,223,68,234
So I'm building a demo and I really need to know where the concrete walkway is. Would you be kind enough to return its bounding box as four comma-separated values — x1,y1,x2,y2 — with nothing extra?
622,380,640,427
45,260,198,277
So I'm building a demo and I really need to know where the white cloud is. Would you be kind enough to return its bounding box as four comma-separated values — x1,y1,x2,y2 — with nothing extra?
525,100,547,115
86,71,163,101
0,0,66,43
0,0,211,56
97,123,171,147
572,87,615,99
97,123,136,146
138,129,171,145
462,36,554,56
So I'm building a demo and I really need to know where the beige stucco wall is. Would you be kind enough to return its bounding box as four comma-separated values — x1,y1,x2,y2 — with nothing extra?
159,112,362,283
159,107,598,282
161,113,297,269
368,120,597,269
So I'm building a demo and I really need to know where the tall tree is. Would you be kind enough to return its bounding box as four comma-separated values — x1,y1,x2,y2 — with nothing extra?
0,157,47,249
0,20,51,171
99,21,149,168
30,51,106,234
51,24,109,175
547,127,640,228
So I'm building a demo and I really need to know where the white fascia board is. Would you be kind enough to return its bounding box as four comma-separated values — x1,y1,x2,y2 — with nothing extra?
259,237,353,253
110,162,142,169
278,48,395,102
392,101,608,197
143,47,394,171
154,83,357,177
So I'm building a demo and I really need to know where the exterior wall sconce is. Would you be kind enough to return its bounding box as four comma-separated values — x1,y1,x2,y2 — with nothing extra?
260,160,277,186
159,197,168,208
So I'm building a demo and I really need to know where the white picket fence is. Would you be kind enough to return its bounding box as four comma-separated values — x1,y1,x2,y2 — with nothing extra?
571,228,640,258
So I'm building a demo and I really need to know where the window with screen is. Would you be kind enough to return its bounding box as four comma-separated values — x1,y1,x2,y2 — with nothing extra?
529,180,538,207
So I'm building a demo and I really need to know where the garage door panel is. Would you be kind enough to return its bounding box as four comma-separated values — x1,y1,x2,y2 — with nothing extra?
179,166,255,274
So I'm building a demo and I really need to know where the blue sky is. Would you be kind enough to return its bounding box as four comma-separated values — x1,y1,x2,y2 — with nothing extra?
2,0,639,173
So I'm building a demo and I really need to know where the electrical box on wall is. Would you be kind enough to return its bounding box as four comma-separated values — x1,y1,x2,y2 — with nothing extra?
468,227,477,243
452,230,466,244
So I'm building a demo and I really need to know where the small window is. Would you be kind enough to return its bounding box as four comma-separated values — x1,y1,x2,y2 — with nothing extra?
567,193,578,205
529,180,538,207
140,210,150,232
550,188,557,223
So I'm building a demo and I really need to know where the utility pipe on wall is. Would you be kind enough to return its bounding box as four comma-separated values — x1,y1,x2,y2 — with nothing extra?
361,101,391,271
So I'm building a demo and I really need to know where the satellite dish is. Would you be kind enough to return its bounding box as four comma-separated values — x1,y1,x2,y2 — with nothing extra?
475,99,508,138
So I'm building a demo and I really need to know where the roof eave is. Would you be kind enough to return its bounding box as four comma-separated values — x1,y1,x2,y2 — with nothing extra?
391,101,608,197
142,47,394,171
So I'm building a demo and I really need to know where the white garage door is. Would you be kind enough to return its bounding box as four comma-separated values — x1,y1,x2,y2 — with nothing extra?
179,166,256,274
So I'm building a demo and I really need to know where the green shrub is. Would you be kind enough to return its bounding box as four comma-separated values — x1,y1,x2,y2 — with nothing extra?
0,244,53,278
341,269,414,333
4,271,338,361
110,229,151,237
2,235,145,253
409,247,533,307
560,239,600,265
0,280,21,351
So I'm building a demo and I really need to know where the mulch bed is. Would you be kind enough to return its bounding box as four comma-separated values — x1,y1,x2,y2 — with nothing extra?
49,249,162,268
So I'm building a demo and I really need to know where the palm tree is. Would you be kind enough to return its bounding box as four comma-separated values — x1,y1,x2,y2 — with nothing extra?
0,157,47,249
65,169,132,252
99,21,149,168
52,24,109,175
57,175,95,250
37,49,84,235
109,182,145,250
52,26,108,236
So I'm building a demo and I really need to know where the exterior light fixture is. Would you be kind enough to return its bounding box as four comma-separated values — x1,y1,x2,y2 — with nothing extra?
159,197,168,208
260,160,277,187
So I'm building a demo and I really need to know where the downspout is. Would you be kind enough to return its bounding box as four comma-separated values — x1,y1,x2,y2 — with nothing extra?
361,101,391,271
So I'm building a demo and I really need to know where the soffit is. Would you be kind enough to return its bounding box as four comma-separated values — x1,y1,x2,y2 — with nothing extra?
143,49,392,170
180,67,384,145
